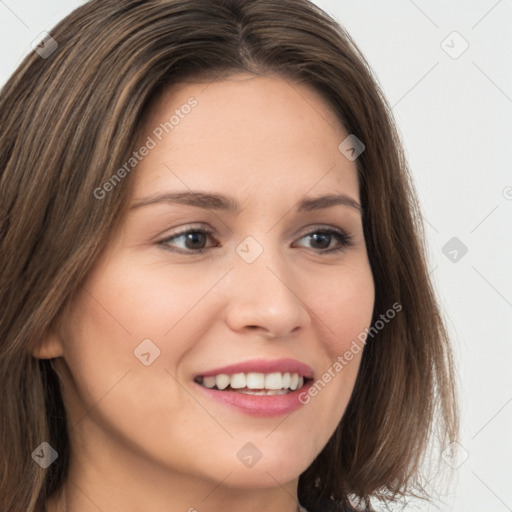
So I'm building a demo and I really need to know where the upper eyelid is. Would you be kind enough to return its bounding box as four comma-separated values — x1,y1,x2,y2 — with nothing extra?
158,223,353,250
161,222,350,239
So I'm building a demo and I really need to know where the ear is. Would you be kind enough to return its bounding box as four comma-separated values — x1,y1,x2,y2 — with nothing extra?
32,327,64,359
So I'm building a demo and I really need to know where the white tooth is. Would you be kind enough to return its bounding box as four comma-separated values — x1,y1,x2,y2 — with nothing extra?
265,389,278,395
212,372,301,391
230,373,246,389
215,374,230,390
246,372,265,389
265,372,284,390
239,389,267,395
202,376,216,388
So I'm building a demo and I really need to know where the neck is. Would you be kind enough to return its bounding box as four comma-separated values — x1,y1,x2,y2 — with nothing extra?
44,441,304,512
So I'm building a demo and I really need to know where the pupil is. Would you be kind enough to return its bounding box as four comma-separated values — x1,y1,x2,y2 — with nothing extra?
186,232,206,249
311,233,330,249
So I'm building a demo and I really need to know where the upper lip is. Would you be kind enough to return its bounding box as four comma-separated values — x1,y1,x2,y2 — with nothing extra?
195,358,314,379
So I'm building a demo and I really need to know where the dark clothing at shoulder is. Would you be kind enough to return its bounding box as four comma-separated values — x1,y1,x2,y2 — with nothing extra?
306,498,363,512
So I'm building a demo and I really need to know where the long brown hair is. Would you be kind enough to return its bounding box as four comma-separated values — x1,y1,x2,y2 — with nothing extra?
0,1,458,510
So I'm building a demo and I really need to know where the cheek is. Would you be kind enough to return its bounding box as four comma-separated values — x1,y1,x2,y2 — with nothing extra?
69,251,215,360
293,261,374,442
58,283,201,459
309,261,375,357
58,251,224,427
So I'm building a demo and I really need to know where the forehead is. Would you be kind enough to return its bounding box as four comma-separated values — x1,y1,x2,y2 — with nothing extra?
132,73,359,202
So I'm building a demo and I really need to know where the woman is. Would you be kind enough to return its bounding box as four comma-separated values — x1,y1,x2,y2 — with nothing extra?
0,0,458,511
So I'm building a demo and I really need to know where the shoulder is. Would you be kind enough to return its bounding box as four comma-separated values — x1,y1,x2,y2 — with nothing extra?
300,499,365,512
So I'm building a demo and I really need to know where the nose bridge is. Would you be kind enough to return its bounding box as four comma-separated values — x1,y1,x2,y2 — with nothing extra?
224,232,311,337
235,232,288,291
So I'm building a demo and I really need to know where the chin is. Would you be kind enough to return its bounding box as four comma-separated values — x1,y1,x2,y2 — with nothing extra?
216,464,304,489
196,448,314,489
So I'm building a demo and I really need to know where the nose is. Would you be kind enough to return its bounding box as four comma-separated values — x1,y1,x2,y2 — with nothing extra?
223,241,311,340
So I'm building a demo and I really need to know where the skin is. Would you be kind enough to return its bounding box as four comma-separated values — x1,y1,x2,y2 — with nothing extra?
37,73,375,512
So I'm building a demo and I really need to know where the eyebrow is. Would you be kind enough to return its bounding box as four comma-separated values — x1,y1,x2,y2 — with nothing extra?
130,191,363,215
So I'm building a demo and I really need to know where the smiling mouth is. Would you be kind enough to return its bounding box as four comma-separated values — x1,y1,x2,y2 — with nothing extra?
194,371,309,395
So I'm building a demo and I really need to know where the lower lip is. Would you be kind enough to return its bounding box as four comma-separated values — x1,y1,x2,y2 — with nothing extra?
194,381,312,417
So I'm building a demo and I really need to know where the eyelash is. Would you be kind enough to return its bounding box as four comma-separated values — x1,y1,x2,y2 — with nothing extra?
158,224,354,255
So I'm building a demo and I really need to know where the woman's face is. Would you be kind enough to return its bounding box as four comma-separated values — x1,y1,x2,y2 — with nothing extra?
43,73,374,502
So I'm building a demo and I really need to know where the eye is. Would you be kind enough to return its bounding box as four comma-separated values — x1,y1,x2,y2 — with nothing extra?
159,226,217,254
293,226,353,254
158,224,353,254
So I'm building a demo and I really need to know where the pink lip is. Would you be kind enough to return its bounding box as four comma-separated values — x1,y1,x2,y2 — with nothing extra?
195,358,314,379
194,381,313,417
193,358,314,417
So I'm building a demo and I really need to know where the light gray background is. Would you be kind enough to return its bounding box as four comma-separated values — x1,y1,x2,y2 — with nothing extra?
1,1,511,510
